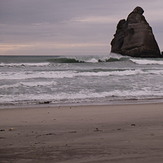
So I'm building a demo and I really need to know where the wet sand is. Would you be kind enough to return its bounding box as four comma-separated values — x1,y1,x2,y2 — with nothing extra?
1,103,163,163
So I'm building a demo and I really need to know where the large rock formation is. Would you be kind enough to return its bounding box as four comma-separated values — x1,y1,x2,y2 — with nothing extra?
111,6,162,58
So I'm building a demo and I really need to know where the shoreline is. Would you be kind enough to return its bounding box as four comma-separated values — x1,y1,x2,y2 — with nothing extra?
1,103,163,162
1,98,163,110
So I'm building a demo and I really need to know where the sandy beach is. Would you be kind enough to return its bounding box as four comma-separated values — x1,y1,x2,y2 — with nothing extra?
1,103,163,163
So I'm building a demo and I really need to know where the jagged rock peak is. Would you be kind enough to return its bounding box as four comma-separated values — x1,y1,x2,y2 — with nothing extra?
132,6,144,14
111,6,162,58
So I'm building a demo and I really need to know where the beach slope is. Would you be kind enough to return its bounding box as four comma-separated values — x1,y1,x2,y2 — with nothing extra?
1,103,163,163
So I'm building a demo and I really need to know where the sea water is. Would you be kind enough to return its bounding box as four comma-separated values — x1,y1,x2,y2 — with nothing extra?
1,53,163,107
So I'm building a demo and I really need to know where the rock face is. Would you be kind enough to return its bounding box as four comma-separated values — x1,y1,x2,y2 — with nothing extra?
111,6,162,58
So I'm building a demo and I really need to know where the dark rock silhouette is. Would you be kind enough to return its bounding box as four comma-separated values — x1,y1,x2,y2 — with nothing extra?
111,6,162,58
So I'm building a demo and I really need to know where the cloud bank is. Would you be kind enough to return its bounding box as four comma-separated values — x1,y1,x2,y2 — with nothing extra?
0,0,163,55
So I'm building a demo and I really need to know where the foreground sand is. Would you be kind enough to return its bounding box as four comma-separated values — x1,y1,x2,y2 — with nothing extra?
0,103,163,163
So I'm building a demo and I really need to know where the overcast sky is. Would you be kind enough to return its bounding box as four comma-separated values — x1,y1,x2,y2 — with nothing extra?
0,0,163,56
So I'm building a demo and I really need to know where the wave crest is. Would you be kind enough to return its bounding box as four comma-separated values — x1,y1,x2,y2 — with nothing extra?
130,59,163,65
0,62,50,67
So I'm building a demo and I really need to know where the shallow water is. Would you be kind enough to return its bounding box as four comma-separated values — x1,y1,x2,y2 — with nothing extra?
1,53,163,107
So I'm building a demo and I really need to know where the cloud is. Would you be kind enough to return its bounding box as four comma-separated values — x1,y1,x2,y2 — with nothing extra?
1,0,163,55
72,16,119,24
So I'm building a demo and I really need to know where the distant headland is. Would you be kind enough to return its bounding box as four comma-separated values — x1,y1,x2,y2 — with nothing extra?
111,6,162,58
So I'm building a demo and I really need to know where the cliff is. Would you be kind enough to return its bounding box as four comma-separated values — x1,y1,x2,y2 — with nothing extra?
111,7,162,58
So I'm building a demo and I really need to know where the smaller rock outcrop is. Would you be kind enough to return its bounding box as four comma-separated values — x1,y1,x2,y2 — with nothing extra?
111,6,162,58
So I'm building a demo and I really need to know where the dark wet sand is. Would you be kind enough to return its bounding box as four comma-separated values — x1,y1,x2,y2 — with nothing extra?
1,103,163,163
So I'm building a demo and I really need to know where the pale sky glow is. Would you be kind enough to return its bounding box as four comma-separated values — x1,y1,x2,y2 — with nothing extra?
0,0,163,56
72,16,119,24
0,44,33,53
0,42,108,55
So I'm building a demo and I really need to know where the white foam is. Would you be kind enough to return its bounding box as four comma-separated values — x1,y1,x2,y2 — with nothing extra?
0,71,75,80
76,69,146,77
86,58,99,63
21,81,56,87
1,69,163,80
1,88,163,104
109,53,123,59
109,90,150,97
130,59,163,65
0,91,112,103
0,62,50,67
0,81,57,89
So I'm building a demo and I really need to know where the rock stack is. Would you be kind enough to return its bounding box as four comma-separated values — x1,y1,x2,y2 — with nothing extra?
111,7,162,58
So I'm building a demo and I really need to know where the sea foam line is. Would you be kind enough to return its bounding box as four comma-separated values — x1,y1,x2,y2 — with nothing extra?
1,69,163,80
130,59,163,65
0,81,57,89
0,62,50,67
1,89,163,104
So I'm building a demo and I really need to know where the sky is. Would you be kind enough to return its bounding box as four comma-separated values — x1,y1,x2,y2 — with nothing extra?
0,0,163,56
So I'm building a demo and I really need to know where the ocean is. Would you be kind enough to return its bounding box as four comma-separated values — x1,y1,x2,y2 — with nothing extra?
1,53,163,107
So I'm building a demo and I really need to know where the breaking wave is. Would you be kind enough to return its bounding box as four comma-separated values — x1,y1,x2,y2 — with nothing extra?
0,81,57,89
48,58,84,63
1,54,163,67
48,53,129,63
1,89,163,105
130,58,163,65
1,69,163,80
